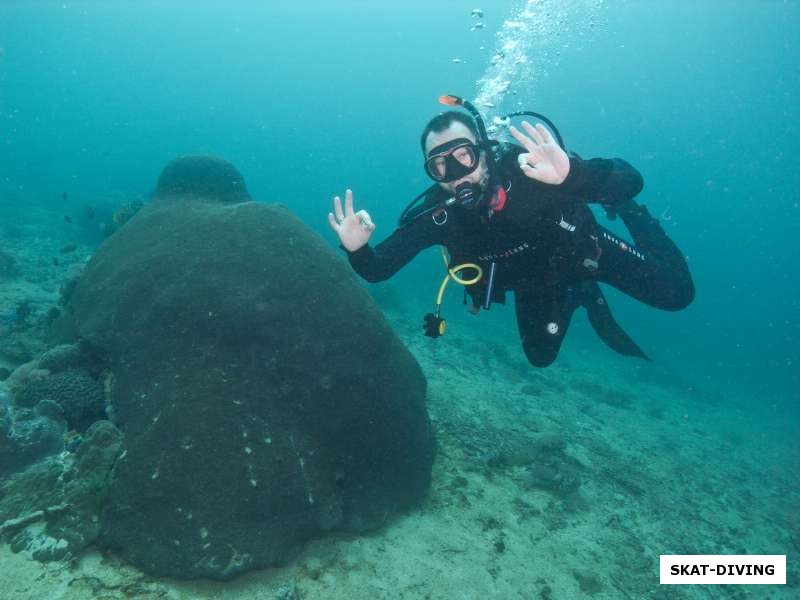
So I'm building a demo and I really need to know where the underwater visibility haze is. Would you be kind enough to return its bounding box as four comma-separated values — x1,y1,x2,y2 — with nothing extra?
0,1,797,598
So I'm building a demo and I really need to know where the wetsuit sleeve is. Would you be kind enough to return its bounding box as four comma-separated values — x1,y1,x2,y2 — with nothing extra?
346,217,441,283
559,155,644,206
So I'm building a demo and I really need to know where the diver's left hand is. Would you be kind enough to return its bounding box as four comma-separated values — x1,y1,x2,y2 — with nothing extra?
510,121,570,185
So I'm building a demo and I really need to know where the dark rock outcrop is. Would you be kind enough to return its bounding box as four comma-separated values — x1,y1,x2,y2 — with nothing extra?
5,342,106,434
0,420,122,562
13,369,104,432
56,156,434,579
38,343,96,374
153,155,250,204
0,385,65,478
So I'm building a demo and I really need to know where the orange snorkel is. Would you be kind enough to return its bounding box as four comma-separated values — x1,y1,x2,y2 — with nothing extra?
437,94,492,146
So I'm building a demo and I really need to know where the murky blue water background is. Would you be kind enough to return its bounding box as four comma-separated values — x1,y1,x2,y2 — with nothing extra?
1,1,797,420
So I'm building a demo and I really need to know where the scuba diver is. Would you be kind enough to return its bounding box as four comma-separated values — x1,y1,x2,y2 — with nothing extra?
327,95,694,367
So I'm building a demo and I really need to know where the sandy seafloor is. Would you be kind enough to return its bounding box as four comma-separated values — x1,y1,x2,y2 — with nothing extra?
0,211,797,600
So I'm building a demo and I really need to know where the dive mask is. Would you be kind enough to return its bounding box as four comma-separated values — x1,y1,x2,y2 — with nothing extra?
424,138,480,183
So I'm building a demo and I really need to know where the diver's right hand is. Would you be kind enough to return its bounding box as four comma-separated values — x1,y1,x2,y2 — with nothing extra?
328,189,375,252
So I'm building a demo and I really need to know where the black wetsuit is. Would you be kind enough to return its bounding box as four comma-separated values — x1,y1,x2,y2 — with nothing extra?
346,146,694,366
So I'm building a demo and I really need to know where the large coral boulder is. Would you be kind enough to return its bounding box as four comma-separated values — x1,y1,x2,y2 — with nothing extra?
55,156,435,579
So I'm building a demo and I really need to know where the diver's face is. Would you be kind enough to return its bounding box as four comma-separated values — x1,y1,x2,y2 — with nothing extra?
424,123,488,194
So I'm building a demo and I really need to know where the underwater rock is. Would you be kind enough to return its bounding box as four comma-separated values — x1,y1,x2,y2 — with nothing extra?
55,155,434,580
154,155,250,204
57,264,85,307
501,432,568,467
5,343,106,433
573,568,604,594
38,343,94,374
484,429,583,500
522,460,581,496
45,420,122,554
0,420,121,561
12,369,105,432
34,398,65,422
0,459,64,527
0,409,65,478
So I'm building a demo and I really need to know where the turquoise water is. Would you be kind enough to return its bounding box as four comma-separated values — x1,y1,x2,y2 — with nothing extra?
3,1,796,403
1,1,797,597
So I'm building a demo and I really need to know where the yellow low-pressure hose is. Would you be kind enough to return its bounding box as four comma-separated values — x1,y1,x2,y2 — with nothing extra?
435,246,482,308
424,247,484,337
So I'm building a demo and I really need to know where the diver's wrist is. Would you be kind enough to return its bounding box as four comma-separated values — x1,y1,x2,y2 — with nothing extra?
560,156,585,189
